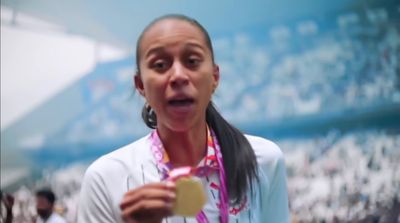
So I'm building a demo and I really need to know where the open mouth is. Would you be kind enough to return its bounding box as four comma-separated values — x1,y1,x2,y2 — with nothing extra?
168,98,194,106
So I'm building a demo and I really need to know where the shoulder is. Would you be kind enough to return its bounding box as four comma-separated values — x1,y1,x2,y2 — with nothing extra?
227,134,290,221
78,134,154,221
244,134,284,165
244,134,287,188
49,213,67,223
84,134,152,178
244,134,289,217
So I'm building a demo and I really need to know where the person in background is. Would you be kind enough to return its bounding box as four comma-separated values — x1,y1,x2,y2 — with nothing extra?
35,189,66,223
78,14,290,223
0,190,14,223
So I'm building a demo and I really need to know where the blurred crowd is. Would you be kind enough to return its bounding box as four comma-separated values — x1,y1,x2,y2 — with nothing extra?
0,165,84,223
215,8,400,122
282,130,400,222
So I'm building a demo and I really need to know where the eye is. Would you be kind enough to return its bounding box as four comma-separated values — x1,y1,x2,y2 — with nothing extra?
150,59,169,72
186,56,201,68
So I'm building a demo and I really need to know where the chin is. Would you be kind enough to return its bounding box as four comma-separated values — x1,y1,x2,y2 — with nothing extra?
162,119,201,133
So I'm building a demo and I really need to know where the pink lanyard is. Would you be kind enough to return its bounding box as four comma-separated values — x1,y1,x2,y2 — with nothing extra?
150,128,229,223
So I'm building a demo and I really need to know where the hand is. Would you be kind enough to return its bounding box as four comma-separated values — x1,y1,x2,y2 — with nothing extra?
120,182,176,223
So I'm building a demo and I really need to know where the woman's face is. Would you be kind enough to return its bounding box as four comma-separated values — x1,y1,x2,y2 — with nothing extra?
135,19,219,132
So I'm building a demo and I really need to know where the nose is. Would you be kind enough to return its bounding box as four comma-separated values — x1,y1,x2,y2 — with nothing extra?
170,61,189,88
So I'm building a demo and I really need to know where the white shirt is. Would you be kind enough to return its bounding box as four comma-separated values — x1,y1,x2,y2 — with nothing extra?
36,213,67,223
78,134,290,223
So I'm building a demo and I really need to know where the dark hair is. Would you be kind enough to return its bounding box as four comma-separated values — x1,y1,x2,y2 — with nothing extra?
136,14,258,205
36,188,56,204
135,14,214,73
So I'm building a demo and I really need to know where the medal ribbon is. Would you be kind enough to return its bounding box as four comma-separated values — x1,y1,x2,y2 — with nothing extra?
150,126,229,223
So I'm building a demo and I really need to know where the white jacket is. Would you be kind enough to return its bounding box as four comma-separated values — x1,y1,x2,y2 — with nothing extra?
77,134,290,223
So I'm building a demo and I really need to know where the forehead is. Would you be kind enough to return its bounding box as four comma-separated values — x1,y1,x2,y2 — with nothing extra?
139,19,208,55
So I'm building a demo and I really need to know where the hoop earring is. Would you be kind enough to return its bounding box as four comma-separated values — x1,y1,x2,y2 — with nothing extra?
146,103,156,122
142,103,157,128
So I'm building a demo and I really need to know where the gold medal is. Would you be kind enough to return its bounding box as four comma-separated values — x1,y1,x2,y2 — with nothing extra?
172,177,207,217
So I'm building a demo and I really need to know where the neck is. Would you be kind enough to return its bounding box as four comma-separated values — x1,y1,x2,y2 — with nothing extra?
157,122,207,167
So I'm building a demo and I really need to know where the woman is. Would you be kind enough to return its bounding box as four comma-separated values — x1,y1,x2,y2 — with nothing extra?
78,14,289,223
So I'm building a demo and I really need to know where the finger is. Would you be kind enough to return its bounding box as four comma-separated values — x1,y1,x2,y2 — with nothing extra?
121,181,175,208
125,182,176,196
121,198,173,221
120,188,176,210
129,208,172,223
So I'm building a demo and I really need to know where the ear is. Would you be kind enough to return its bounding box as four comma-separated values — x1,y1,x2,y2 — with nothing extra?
134,74,145,97
212,64,220,93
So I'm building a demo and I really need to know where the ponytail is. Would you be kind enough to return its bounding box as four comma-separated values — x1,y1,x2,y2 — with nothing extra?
206,102,259,205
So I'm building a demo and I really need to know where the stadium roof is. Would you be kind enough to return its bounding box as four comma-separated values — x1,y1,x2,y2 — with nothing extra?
1,0,371,49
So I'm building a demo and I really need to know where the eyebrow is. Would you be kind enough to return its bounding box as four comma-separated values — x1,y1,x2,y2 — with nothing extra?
144,42,206,59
